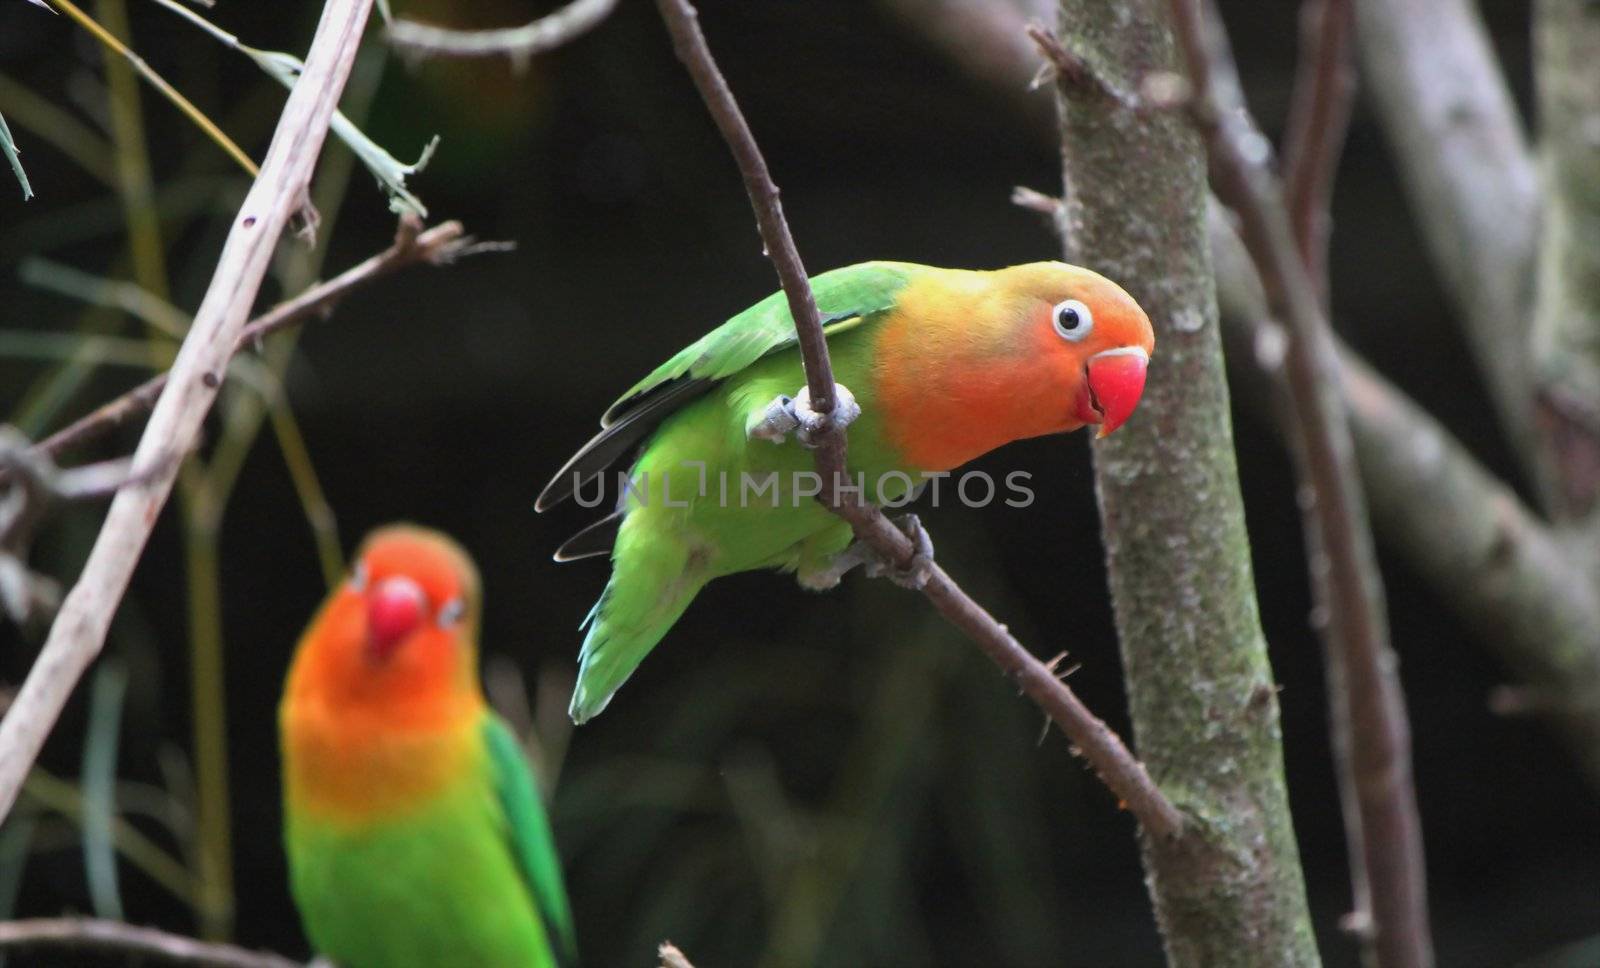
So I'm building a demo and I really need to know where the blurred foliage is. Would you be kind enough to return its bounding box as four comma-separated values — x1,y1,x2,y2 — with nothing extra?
0,2,1596,967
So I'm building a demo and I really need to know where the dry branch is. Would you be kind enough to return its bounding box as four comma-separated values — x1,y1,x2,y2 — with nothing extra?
2,218,467,483
651,0,1183,840
388,0,616,67
0,918,302,968
1170,1,1432,964
0,0,376,823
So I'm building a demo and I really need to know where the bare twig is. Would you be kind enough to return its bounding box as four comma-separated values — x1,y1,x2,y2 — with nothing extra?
0,0,377,823
388,0,616,68
0,430,149,626
1170,1,1432,965
0,917,302,968
0,218,467,486
1281,0,1354,303
652,0,1183,840
1025,25,1139,109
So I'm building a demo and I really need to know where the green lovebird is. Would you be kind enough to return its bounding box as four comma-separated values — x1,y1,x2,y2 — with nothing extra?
538,261,1155,723
281,525,577,968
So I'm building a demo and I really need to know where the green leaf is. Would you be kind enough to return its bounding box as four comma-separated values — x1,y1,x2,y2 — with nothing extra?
148,0,437,216
0,109,34,200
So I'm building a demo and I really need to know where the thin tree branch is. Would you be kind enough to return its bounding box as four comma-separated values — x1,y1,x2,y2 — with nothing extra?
388,0,616,68
0,0,376,823
0,918,302,968
0,218,468,486
651,0,1183,840
1278,0,1373,944
1026,24,1139,109
1281,0,1354,303
1354,0,1542,493
1170,2,1432,965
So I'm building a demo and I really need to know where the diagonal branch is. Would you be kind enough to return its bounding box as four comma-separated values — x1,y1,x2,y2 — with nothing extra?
1171,1,1432,965
651,0,1183,840
0,0,376,824
0,917,302,968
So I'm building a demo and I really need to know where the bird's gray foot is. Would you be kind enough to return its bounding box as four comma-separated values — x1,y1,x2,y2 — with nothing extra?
747,383,860,446
864,513,936,590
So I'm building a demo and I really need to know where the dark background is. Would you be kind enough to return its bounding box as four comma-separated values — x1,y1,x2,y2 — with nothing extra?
2,1,1596,966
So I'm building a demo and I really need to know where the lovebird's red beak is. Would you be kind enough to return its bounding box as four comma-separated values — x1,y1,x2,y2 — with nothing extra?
1085,347,1150,438
366,575,426,660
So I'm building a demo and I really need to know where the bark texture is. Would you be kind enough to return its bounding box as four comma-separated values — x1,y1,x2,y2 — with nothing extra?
1532,0,1600,521
1052,3,1320,965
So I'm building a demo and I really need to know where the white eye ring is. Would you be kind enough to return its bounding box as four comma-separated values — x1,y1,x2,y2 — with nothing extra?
349,561,369,592
437,598,465,627
1052,299,1094,342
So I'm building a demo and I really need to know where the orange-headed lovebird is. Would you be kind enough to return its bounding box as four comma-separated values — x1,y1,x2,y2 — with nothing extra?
281,525,577,968
538,261,1155,722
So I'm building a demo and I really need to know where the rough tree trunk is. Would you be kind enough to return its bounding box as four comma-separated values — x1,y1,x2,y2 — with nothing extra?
1051,3,1321,965
1532,0,1600,524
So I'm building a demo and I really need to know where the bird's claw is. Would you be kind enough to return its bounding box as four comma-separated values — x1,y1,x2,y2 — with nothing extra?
865,513,935,590
748,383,860,446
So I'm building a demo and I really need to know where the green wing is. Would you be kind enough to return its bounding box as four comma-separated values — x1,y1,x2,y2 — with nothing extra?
601,261,918,424
483,714,578,967
537,261,918,511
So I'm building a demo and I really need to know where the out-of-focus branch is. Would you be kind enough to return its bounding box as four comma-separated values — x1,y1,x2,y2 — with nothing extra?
1051,3,1318,964
658,941,697,968
1171,3,1432,965
1212,210,1600,793
652,0,1183,840
0,0,376,824
0,218,468,485
0,918,302,968
1354,0,1542,490
388,0,616,67
1281,0,1354,303
1530,0,1600,522
1277,0,1376,942
0,430,143,626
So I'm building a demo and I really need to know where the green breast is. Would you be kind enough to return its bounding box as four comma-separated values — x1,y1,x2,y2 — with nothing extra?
287,780,556,968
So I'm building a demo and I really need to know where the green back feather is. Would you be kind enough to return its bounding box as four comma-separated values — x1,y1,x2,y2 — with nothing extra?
600,261,919,425
483,714,578,967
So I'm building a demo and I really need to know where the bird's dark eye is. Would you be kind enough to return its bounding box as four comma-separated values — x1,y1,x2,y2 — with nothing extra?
1052,299,1094,342
437,598,465,627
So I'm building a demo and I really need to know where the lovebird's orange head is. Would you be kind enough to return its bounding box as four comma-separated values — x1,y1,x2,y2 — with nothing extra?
285,525,482,720
989,262,1155,439
876,262,1155,470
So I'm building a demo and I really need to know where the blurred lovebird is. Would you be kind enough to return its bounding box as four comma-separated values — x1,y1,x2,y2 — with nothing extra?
280,525,577,968
539,261,1155,722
